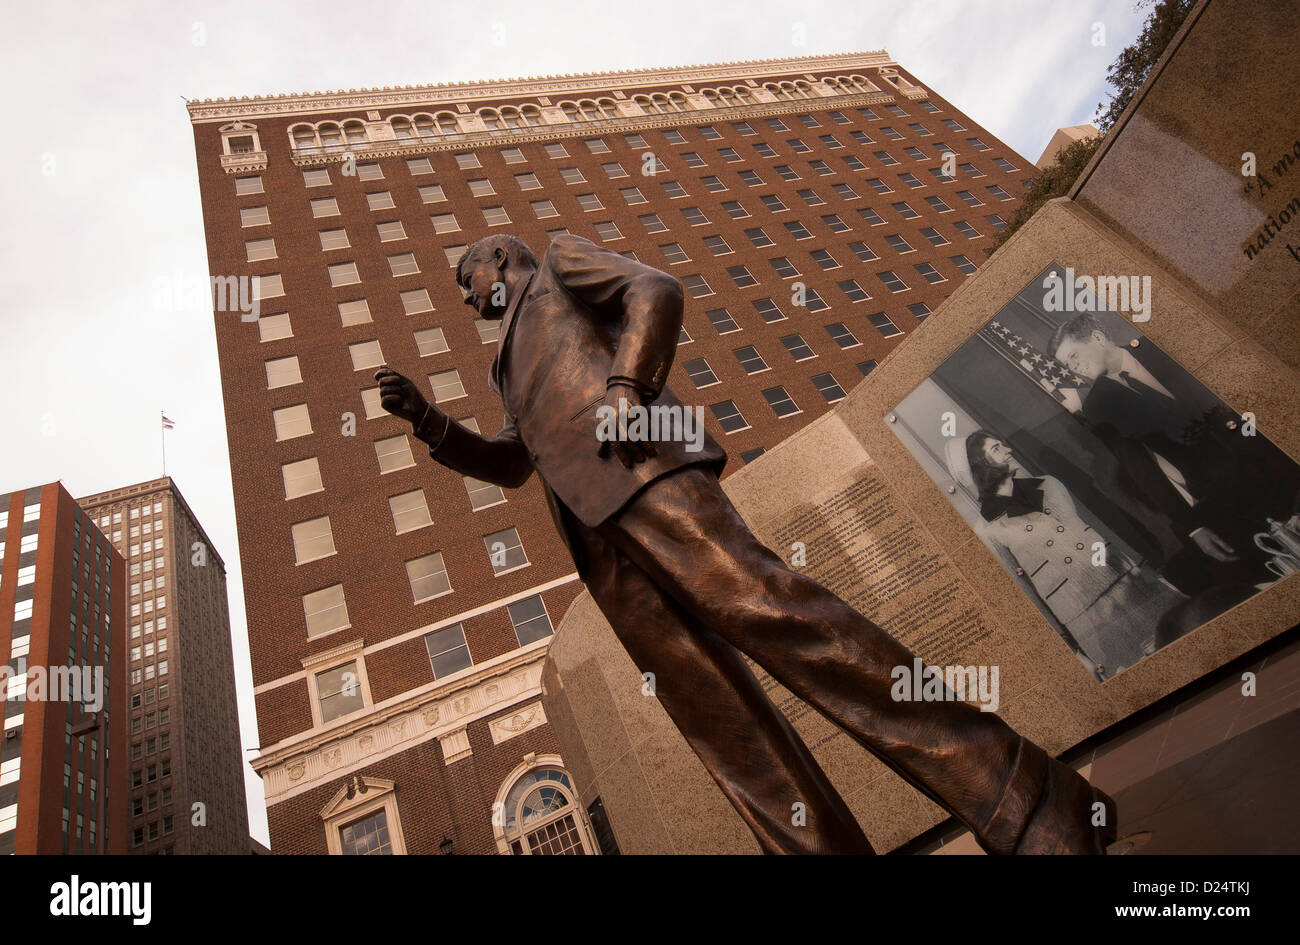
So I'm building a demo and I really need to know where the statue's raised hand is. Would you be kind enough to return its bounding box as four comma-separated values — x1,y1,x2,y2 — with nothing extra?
375,365,429,424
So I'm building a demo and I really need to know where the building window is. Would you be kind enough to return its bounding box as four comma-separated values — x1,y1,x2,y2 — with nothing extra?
709,400,749,434
727,265,756,287
389,490,432,534
387,253,419,277
531,199,558,219
733,346,768,374
763,386,800,418
496,765,594,855
402,290,435,315
257,311,293,343
914,262,946,284
838,279,870,302
484,528,528,575
781,334,815,361
464,476,506,511
812,373,846,403
682,275,713,298
338,299,371,326
303,584,349,638
706,309,739,334
413,326,448,357
428,369,466,403
753,298,785,323
908,302,933,321
877,271,909,293
425,623,472,679
659,243,688,264
349,340,384,371
273,404,312,441
374,435,415,474
508,595,553,646
240,206,270,227
683,359,719,387
264,356,301,389
769,257,799,279
328,262,360,287
316,661,364,723
407,552,451,603
319,229,350,251
869,313,904,338
419,184,446,203
234,176,263,195
950,254,977,275
377,221,407,242
291,516,336,564
826,323,860,348
311,198,340,218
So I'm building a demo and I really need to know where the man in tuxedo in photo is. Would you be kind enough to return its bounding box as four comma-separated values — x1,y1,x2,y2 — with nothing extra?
1050,312,1300,592
376,232,1116,854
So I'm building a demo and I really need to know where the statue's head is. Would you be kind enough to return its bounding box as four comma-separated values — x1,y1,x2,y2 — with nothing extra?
455,233,539,320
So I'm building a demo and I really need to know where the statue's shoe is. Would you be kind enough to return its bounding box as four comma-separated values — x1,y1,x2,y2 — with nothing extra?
1013,759,1118,855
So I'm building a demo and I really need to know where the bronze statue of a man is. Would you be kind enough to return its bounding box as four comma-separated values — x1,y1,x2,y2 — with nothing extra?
377,232,1117,854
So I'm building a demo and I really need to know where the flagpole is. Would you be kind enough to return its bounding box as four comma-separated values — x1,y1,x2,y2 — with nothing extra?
161,411,167,477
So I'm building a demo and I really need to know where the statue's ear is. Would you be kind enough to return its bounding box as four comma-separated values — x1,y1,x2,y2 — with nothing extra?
493,246,509,271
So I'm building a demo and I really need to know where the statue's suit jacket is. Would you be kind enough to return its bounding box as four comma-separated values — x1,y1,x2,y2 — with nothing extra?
480,234,727,570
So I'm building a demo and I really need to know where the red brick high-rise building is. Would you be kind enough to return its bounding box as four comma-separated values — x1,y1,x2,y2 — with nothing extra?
0,482,127,854
187,51,1029,854
77,477,250,854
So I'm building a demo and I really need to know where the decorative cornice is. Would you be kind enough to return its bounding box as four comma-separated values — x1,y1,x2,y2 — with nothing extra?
253,644,548,804
220,151,268,175
287,90,905,168
187,50,899,122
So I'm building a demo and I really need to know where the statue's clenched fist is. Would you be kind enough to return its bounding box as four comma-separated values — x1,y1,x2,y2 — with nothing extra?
375,365,430,424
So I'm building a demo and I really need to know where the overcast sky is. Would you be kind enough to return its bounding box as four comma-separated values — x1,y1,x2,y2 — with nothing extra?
0,0,1144,849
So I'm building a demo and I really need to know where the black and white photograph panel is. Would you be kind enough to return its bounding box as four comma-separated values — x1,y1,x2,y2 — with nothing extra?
888,266,1300,681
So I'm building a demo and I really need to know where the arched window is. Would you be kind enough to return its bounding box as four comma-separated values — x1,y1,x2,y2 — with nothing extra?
318,123,343,151
437,114,461,140
291,124,318,153
561,102,581,122
480,109,503,134
652,93,674,113
496,763,596,855
634,95,656,115
343,120,367,145
390,117,414,141
596,98,620,120
668,91,689,111
519,105,542,127
413,114,437,140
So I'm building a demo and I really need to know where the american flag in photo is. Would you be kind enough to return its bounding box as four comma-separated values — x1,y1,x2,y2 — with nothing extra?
982,321,1087,404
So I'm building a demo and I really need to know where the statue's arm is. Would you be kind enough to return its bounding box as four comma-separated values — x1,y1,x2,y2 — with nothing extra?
547,233,683,399
416,410,534,489
376,366,532,488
